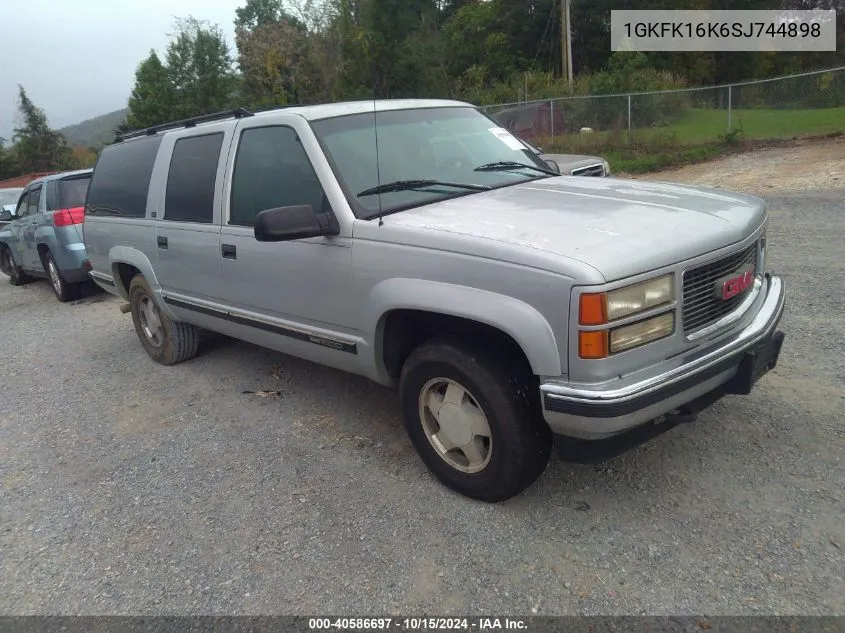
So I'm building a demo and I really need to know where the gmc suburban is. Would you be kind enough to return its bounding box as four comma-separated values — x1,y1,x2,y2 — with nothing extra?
82,100,785,501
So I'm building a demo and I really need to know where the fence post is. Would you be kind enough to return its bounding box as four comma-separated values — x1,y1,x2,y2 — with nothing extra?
549,100,554,139
627,94,632,133
727,85,732,133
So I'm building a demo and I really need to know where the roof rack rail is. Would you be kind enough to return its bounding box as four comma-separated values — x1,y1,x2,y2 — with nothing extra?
115,107,255,143
249,103,299,114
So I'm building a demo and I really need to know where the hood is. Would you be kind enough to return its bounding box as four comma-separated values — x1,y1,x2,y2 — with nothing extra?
383,176,766,281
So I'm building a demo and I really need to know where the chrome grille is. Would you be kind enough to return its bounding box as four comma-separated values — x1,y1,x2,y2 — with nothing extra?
682,242,758,335
571,163,605,177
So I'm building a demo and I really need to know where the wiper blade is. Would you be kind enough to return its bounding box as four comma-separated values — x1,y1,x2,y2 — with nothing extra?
474,161,557,176
357,179,490,197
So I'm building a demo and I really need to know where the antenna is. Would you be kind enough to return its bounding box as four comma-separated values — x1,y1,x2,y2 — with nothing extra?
373,68,384,226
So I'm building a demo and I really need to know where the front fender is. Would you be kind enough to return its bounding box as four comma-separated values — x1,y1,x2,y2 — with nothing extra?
0,228,16,252
368,278,562,380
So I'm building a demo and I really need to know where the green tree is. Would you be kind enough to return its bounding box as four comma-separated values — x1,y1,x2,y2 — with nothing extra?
125,17,238,131
235,0,304,30
166,18,239,120
330,0,444,98
236,20,318,106
234,0,316,106
0,138,15,180
443,1,514,88
10,86,73,173
126,51,175,129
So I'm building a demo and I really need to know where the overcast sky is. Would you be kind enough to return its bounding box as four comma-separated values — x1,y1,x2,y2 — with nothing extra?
0,0,244,143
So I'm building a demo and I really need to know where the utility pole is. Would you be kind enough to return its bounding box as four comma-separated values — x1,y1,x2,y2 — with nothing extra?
560,0,573,88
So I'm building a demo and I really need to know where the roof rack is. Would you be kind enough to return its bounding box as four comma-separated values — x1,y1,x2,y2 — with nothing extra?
249,104,299,114
115,107,255,143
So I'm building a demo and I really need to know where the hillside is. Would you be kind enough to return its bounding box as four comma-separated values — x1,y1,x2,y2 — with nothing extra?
59,108,129,149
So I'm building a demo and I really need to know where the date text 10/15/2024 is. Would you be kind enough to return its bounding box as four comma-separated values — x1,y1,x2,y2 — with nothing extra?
308,618,527,631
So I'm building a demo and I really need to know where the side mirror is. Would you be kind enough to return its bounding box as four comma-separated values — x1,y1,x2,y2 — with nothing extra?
0,210,13,222
543,159,561,174
254,205,339,242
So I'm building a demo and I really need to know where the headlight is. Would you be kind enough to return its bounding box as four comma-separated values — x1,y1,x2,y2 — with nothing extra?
577,273,677,359
610,313,674,353
606,274,674,321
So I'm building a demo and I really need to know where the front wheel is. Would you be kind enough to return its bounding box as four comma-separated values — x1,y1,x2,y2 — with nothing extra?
129,274,200,365
1,245,32,286
399,340,552,502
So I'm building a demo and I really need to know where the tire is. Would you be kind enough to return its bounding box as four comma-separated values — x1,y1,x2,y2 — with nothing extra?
1,245,32,286
128,274,200,365
44,251,81,302
399,339,552,502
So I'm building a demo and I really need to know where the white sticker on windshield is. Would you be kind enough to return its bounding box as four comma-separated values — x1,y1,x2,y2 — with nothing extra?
488,127,526,151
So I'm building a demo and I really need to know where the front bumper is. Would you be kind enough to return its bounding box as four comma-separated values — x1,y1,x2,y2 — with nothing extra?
541,274,785,440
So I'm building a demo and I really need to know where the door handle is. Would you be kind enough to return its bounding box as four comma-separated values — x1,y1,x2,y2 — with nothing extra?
157,236,168,249
221,244,236,259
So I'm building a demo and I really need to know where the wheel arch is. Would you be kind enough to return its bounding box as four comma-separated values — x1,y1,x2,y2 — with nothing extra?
368,279,562,384
108,246,163,304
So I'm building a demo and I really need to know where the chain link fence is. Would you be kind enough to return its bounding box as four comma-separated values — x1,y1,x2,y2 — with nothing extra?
481,66,845,151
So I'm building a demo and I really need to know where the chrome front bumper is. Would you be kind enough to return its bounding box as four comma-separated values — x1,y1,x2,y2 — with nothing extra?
541,274,785,440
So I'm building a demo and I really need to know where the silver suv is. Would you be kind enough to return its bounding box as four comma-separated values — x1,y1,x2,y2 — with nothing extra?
83,100,785,501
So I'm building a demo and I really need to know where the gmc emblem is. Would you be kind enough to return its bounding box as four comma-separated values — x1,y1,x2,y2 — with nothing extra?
716,267,755,300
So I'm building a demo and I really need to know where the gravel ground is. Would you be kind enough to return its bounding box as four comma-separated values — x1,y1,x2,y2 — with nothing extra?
1,178,844,614
634,136,844,196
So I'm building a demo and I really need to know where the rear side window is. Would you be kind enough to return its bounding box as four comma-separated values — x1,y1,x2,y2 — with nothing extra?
51,176,91,210
86,136,163,217
164,133,224,224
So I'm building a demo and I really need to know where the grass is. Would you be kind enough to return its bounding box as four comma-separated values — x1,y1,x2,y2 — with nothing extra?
539,105,845,174
664,106,845,144
604,144,727,174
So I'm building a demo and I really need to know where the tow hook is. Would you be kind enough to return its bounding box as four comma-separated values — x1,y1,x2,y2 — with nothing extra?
119,303,131,314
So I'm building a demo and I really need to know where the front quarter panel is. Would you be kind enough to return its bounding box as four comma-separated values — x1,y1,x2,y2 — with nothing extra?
0,222,22,262
367,278,562,383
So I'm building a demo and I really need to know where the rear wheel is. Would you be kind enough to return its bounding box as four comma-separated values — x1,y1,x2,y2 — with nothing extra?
399,340,552,502
129,274,200,365
44,251,81,302
1,245,32,286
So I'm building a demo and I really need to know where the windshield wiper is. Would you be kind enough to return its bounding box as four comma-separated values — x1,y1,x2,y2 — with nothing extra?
474,161,557,176
357,179,490,197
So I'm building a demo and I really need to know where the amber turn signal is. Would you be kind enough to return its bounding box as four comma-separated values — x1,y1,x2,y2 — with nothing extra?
579,293,607,326
578,330,608,359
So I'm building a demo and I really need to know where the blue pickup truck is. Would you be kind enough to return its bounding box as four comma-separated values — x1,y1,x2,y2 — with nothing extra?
0,170,93,301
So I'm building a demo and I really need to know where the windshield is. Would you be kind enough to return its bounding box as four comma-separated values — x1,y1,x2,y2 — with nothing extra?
0,189,23,207
310,106,552,218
